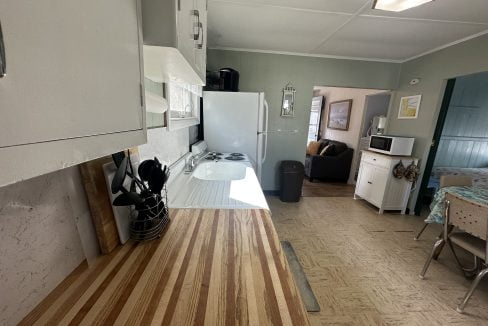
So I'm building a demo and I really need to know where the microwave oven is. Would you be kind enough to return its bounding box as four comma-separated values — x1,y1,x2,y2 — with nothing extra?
368,135,414,156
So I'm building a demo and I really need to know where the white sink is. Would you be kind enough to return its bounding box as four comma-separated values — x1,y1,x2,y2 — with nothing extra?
193,161,247,180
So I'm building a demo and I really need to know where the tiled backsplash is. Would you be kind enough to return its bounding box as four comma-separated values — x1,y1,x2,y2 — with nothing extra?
0,166,97,325
138,127,190,166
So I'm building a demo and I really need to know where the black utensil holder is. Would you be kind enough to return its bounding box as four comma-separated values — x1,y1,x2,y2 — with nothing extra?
129,186,170,242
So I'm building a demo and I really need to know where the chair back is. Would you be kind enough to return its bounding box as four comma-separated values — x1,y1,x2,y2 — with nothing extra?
440,175,473,188
445,192,488,241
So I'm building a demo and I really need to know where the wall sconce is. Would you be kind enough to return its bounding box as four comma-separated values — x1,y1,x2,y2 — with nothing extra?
281,82,296,117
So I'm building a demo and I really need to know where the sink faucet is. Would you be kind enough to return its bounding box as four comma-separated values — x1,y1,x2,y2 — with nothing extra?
184,154,200,173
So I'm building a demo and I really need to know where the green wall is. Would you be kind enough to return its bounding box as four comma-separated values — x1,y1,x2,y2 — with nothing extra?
386,34,488,211
207,50,401,190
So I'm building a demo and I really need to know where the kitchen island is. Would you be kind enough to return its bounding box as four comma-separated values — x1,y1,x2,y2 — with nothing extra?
21,208,309,325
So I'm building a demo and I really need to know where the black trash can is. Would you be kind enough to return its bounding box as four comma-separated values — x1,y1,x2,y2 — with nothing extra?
279,160,304,202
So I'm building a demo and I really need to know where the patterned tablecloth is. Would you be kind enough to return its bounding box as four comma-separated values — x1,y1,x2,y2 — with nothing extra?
426,186,488,224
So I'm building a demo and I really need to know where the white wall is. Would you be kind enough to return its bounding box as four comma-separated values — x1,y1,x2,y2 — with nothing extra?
207,49,401,190
386,34,488,213
314,86,385,184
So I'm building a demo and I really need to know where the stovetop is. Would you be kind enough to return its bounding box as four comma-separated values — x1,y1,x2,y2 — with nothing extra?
224,156,245,161
204,151,249,162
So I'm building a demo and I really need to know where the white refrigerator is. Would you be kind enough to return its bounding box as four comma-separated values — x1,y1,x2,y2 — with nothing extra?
203,91,269,182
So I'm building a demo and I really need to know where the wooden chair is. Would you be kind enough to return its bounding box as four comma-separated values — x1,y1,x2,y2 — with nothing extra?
419,192,488,313
414,175,473,240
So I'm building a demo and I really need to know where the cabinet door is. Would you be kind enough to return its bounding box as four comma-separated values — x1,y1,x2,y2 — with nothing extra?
0,0,144,148
370,167,388,206
356,161,374,199
193,0,207,82
177,0,197,70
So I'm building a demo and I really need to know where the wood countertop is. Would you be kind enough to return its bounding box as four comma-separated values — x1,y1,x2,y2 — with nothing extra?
21,208,309,325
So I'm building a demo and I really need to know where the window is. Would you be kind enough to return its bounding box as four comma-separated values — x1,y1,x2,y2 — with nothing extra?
166,82,201,130
308,96,324,143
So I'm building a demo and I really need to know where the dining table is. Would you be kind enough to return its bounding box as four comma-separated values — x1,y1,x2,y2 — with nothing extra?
425,186,488,259
426,186,488,224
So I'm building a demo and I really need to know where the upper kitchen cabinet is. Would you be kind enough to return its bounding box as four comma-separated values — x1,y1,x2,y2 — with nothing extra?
0,0,146,187
193,0,207,79
142,0,207,86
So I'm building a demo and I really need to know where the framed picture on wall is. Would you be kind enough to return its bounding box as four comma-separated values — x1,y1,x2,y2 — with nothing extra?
327,99,352,131
398,95,421,119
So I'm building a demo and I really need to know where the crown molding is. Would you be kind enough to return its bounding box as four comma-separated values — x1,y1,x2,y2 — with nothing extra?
209,28,488,65
401,29,488,62
207,46,403,63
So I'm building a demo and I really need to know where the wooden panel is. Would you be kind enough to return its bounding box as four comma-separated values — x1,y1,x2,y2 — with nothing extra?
20,209,309,325
434,72,488,168
79,157,121,254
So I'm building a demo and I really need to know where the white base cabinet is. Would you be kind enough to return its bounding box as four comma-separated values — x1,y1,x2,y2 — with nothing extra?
354,151,418,214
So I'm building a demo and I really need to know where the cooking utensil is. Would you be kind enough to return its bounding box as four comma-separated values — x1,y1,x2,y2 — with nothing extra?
130,178,136,192
149,167,165,195
162,165,170,186
113,192,144,206
112,151,126,168
111,156,128,194
154,157,162,169
138,159,156,182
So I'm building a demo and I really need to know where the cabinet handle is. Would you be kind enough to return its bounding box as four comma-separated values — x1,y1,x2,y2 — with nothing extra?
0,20,6,78
192,10,200,41
196,22,204,49
367,181,372,184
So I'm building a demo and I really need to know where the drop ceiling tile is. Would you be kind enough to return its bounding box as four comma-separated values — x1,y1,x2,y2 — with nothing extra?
362,0,488,24
210,0,369,14
208,1,350,52
314,16,488,60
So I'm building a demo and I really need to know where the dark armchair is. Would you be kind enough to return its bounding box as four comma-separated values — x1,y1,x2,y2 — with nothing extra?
305,139,353,183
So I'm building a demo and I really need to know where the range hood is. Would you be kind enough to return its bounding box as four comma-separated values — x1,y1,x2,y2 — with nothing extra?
143,45,204,87
141,0,205,87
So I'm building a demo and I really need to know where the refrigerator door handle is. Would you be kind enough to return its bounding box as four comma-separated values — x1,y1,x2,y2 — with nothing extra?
259,98,269,164
0,20,6,78
264,99,269,132
262,132,267,163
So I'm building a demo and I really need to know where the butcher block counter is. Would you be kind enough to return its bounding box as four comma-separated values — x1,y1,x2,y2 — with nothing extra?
21,208,309,325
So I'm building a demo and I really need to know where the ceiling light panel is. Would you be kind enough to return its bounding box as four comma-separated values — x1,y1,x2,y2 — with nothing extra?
364,0,488,24
372,0,434,12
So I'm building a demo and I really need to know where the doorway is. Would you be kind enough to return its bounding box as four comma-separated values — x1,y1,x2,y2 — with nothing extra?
414,71,488,214
303,86,390,196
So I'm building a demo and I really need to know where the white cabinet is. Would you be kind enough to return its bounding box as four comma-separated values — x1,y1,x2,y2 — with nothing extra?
142,0,207,85
193,0,207,80
355,151,418,214
0,0,146,187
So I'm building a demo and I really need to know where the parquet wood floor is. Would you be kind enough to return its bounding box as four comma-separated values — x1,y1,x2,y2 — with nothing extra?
302,180,355,198
268,196,488,325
